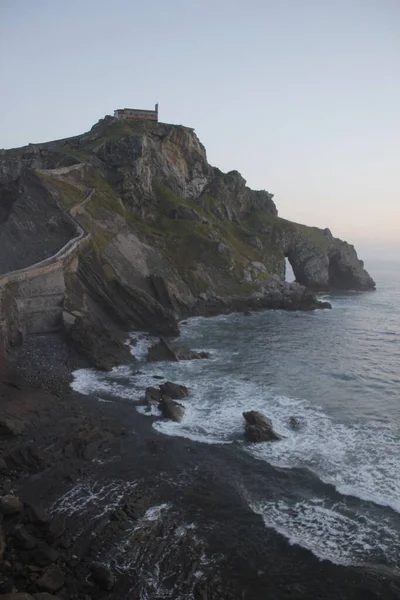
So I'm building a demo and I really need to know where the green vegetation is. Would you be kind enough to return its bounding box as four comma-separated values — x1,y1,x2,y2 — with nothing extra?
89,231,115,256
36,172,82,208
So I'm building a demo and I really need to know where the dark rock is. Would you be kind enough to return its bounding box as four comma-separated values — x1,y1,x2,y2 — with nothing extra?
30,544,60,566
12,526,38,550
47,519,66,541
0,458,8,471
243,411,283,443
33,594,62,600
243,311,252,316
175,346,210,360
160,397,185,422
27,505,50,525
145,387,162,406
0,595,35,600
159,381,189,399
0,495,23,515
91,561,115,591
166,205,207,223
0,525,4,561
65,313,133,371
0,418,25,437
37,565,64,592
147,338,179,362
318,301,332,309
288,416,303,431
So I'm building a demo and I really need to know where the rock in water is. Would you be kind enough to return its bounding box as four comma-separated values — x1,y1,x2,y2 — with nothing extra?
145,386,162,406
91,561,115,591
147,338,179,362
243,411,283,442
160,397,185,422
160,381,189,399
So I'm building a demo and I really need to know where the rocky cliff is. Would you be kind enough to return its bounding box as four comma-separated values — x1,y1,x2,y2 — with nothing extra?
0,117,375,369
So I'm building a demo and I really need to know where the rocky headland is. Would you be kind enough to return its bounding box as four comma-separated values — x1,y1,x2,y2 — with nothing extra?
0,116,374,372
0,118,388,600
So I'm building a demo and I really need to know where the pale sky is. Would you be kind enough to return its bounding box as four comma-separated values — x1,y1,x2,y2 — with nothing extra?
1,0,399,259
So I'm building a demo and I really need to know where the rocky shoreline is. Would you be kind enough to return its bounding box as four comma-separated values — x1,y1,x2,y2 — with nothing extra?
1,332,400,600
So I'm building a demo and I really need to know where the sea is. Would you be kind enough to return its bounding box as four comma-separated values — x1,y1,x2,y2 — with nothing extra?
72,259,400,570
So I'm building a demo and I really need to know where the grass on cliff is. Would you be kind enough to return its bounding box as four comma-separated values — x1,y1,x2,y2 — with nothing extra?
36,172,83,209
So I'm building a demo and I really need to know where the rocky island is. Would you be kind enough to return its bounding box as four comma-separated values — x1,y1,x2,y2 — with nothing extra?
0,118,390,600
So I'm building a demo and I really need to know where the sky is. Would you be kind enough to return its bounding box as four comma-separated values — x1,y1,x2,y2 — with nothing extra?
1,0,399,260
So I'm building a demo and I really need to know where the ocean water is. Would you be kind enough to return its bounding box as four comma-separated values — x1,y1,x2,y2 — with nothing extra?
72,259,400,569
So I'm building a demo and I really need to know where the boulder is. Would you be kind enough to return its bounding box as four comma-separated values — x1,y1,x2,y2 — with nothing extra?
288,416,303,431
160,381,189,399
0,495,23,515
0,458,8,471
175,346,210,360
160,397,185,422
47,518,66,540
147,338,210,362
0,525,4,561
91,561,115,591
33,594,62,600
0,417,25,437
30,544,60,566
0,595,35,600
12,525,38,550
145,387,162,406
27,505,50,525
147,338,179,362
166,205,207,223
243,411,283,443
37,565,64,592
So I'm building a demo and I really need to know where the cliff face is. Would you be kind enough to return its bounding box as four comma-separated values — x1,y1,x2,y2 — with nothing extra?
0,117,375,369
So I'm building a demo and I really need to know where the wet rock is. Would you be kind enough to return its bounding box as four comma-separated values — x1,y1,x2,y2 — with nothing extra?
0,458,8,471
160,381,189,399
37,565,64,592
0,595,35,600
145,387,162,406
47,519,66,541
160,397,185,422
147,338,179,362
12,525,38,550
0,417,25,437
288,416,303,431
243,411,283,443
0,495,23,515
30,544,60,566
91,561,115,591
175,346,210,360
27,505,50,525
0,525,4,561
33,594,62,600
318,300,332,309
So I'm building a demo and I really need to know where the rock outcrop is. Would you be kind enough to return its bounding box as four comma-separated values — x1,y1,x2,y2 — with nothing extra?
243,411,283,443
0,117,374,370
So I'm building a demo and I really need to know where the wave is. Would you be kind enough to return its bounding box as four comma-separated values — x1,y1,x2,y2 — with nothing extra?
249,497,400,566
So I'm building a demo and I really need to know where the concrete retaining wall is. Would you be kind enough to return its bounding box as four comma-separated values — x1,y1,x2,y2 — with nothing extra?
0,188,92,335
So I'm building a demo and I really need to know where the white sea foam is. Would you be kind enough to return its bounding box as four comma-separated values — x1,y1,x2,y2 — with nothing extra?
127,331,158,361
52,479,137,518
250,498,400,566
